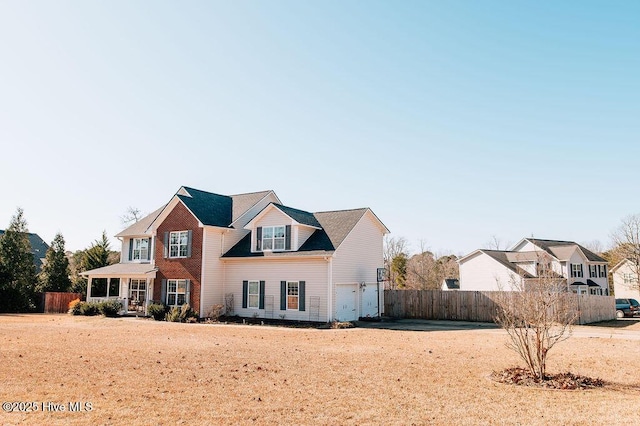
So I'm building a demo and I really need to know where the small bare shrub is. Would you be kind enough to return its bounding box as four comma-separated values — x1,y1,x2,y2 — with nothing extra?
207,304,225,321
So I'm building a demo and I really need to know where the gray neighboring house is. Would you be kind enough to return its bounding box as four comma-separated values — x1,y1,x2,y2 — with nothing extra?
0,230,49,273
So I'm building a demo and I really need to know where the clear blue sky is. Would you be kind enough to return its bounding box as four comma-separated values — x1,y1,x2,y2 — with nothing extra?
1,1,638,255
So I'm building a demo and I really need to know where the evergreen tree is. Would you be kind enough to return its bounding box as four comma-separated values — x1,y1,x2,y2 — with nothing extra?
82,231,112,271
71,231,117,297
0,208,38,312
39,232,71,292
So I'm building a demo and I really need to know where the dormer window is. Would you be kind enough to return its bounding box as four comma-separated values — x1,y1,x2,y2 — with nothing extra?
262,226,286,251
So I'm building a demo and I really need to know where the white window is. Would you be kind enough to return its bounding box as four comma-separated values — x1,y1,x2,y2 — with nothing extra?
287,281,299,310
248,281,260,309
589,265,597,278
571,264,583,278
169,231,189,258
623,273,637,284
598,265,607,278
167,279,187,306
262,226,286,251
132,238,149,261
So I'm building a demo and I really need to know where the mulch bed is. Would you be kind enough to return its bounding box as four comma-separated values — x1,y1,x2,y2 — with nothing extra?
491,367,605,390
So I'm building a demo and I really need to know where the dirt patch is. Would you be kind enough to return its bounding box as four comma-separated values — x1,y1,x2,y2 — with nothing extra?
491,367,605,390
1,314,639,425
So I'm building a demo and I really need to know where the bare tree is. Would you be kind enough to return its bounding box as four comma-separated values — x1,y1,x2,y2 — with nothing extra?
610,214,640,292
493,253,577,380
383,236,409,289
484,235,513,251
120,207,142,226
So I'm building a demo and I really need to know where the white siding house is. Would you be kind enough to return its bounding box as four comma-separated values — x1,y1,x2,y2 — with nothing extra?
82,186,389,322
611,259,640,300
458,238,609,295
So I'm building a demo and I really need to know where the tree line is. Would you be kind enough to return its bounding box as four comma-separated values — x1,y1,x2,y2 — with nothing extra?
384,236,459,290
0,208,118,312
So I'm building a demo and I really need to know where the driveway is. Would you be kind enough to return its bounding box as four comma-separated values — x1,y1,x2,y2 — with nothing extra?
357,318,640,340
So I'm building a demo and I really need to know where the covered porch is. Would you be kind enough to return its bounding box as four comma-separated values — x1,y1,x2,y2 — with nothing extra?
81,264,158,316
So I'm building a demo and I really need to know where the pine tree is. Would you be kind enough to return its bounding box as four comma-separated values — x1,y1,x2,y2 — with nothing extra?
82,231,112,271
0,208,38,312
39,232,71,292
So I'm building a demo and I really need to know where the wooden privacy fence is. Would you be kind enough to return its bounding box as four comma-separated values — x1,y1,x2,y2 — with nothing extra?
43,292,82,313
384,290,615,325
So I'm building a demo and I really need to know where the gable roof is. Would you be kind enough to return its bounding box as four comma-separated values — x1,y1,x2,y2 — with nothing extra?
177,187,233,227
479,250,535,278
0,230,49,272
223,208,374,258
525,238,606,262
313,208,369,249
273,204,323,228
230,190,277,224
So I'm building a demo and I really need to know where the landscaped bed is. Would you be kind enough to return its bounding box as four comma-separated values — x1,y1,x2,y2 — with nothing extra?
0,314,639,425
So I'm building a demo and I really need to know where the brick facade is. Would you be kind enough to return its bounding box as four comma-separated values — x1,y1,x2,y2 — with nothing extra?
154,202,202,312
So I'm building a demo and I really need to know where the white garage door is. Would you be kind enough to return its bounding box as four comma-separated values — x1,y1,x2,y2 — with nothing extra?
336,284,357,321
360,284,379,318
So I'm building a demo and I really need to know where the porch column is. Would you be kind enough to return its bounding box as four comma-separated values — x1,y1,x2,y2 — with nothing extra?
86,276,92,300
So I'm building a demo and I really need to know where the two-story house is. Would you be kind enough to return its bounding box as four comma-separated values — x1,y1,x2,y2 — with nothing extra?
458,238,609,295
81,186,389,322
611,259,640,299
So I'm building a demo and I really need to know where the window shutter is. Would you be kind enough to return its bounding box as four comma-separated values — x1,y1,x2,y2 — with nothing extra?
128,239,133,261
147,238,152,261
285,225,291,250
185,279,191,307
187,230,193,258
569,263,573,277
161,279,167,304
580,264,583,277
256,227,262,251
242,281,248,309
259,281,265,309
280,281,286,310
299,281,305,311
163,232,169,258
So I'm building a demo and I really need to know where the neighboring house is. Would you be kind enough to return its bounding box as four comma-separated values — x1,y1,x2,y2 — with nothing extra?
81,186,389,322
0,230,49,273
442,279,460,291
611,259,640,299
458,238,609,295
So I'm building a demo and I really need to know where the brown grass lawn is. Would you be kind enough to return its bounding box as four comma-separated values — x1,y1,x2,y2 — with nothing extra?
1,315,639,425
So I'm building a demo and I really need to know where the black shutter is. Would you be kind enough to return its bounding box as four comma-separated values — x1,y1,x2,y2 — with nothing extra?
285,225,291,250
147,238,152,261
256,227,262,251
280,281,286,310
163,232,169,258
161,279,167,304
129,239,133,261
187,230,193,258
259,281,265,309
580,264,583,277
242,281,248,308
299,281,305,311
569,263,573,277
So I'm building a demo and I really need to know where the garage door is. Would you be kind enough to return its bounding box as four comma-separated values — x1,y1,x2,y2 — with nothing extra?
336,284,357,321
360,284,379,318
